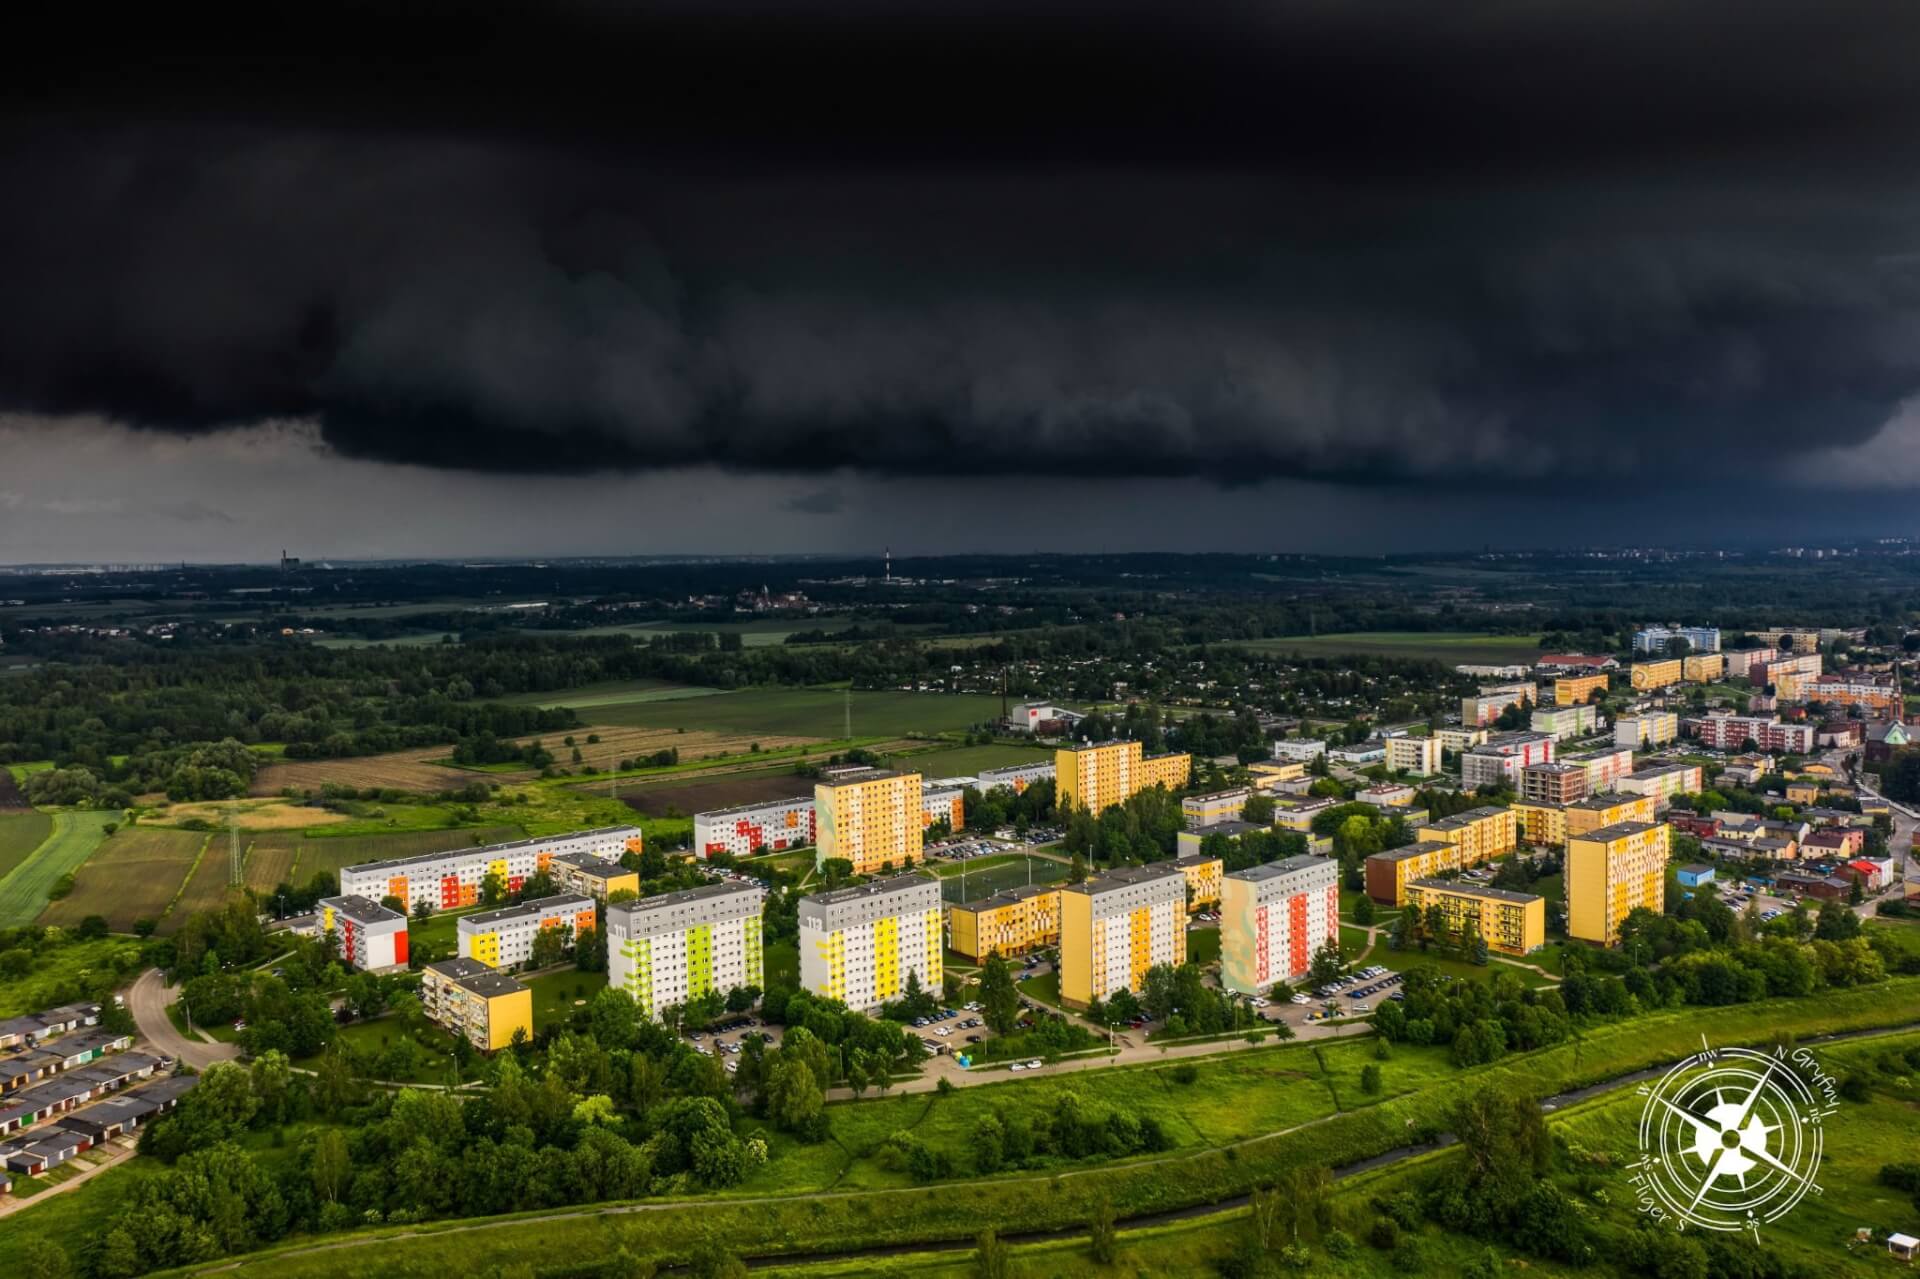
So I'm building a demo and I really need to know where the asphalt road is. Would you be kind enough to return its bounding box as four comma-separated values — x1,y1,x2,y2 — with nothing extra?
128,966,241,1071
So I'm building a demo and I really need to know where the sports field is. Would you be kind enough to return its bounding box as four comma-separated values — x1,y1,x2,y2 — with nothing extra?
39,827,211,932
0,810,53,880
1235,631,1545,665
0,810,118,929
935,855,1068,903
884,743,1053,778
576,686,1004,738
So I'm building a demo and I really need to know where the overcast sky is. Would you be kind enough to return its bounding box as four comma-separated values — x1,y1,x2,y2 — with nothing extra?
4,1,1920,562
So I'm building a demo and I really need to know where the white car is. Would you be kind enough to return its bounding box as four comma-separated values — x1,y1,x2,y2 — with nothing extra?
936,1027,952,1036
1026,1059,1043,1070
1009,1062,1026,1072
1291,994,1311,1005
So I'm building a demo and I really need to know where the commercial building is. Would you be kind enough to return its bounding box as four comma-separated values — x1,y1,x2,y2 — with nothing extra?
1521,761,1588,805
1056,741,1192,816
1566,792,1658,839
1418,805,1519,863
1177,852,1225,911
1461,682,1537,727
816,770,923,874
1435,726,1488,753
1363,840,1463,906
1614,711,1678,748
1538,654,1619,673
1633,626,1721,654
1564,745,1635,793
1271,738,1328,762
1404,880,1545,955
1327,740,1387,765
1005,702,1085,735
608,882,765,1018
1219,855,1341,993
922,782,966,831
1532,703,1598,741
1554,674,1610,705
1687,714,1816,753
976,760,1055,793
547,850,642,901
1616,762,1702,811
1566,821,1670,945
947,884,1062,962
316,896,408,971
457,894,598,970
1059,863,1189,1007
693,795,816,858
1682,653,1726,683
1630,659,1684,691
422,958,533,1052
798,874,943,1009
1675,864,1716,889
1385,735,1443,776
341,826,643,912
1182,788,1249,828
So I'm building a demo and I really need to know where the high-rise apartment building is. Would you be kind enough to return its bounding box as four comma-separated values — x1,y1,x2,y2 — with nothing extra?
798,875,943,1009
1219,855,1340,993
1055,741,1192,815
1385,735,1442,776
1404,880,1545,955
815,770,923,875
1567,821,1670,945
608,882,765,1018
946,884,1062,962
1059,863,1189,1007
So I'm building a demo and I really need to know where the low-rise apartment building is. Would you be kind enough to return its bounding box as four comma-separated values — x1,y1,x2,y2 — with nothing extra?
608,881,765,1018
976,760,1055,793
317,896,408,971
1754,653,1823,699
798,875,943,1009
1059,863,1189,1008
1633,626,1721,654
340,826,643,912
1630,659,1684,691
1220,855,1340,993
1553,674,1610,705
1461,731,1554,789
1385,735,1442,776
1567,821,1670,945
1461,682,1537,727
457,893,598,969
1532,703,1598,741
922,782,966,831
1617,762,1703,811
1358,782,1418,808
1521,761,1588,805
947,883,1062,962
1435,726,1489,753
1722,647,1780,680
1363,840,1463,906
1687,714,1816,753
816,769,923,874
422,958,533,1052
694,795,816,858
1271,738,1328,762
1682,653,1726,683
1806,674,1899,715
1404,879,1546,955
1614,711,1678,748
1182,788,1248,828
547,850,642,901
1418,805,1519,864
1056,740,1192,816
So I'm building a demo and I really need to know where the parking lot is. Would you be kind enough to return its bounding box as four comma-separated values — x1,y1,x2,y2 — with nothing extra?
683,1018,785,1076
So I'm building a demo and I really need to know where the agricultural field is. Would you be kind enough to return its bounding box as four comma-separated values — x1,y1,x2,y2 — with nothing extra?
0,809,52,879
622,769,817,818
0,767,30,808
159,798,350,832
576,686,1005,738
241,824,525,890
39,826,211,932
0,810,119,929
499,678,726,710
935,855,1068,904
1235,630,1546,666
882,742,1053,778
171,832,254,919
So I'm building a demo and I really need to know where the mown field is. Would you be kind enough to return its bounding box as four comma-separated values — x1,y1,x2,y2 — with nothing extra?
0,810,118,929
39,827,210,932
575,687,1005,738
883,743,1053,778
0,809,52,879
498,678,726,710
1235,631,1546,665
622,769,817,818
935,855,1069,903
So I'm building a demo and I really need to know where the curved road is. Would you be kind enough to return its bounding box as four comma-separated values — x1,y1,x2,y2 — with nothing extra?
128,967,241,1070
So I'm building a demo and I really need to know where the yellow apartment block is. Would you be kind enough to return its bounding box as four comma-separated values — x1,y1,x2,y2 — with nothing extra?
1363,840,1461,906
1404,879,1546,955
1564,792,1656,839
815,769,923,875
1682,653,1726,682
1176,852,1224,910
946,884,1062,962
1416,805,1518,864
421,958,533,1052
1056,740,1193,815
1567,821,1670,946
1385,735,1442,776
1554,674,1609,705
1059,863,1188,1007
1510,799,1566,849
1248,760,1306,786
1630,659,1683,691
1436,727,1488,753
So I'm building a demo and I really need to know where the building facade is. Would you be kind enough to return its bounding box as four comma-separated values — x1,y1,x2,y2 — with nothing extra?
340,826,643,912
1565,792,1658,839
1059,863,1189,1007
1418,805,1519,862
1614,711,1678,748
317,896,408,971
1531,703,1598,741
1461,682,1537,727
1363,840,1463,906
1404,880,1545,955
1385,735,1442,776
1630,659,1684,691
1567,821,1670,945
422,958,532,1052
694,796,816,858
1182,788,1249,827
1056,740,1193,815
798,875,943,1009
608,882,765,1018
547,851,642,901
1682,653,1727,683
1565,745,1635,793
457,893,598,969
921,782,966,831
946,884,1062,962
1554,674,1610,705
815,770,924,874
1176,852,1225,910
1616,762,1703,811
1688,715,1816,753
1435,726,1488,753
976,761,1056,793
1521,761,1588,805
1220,855,1340,993
1633,626,1721,654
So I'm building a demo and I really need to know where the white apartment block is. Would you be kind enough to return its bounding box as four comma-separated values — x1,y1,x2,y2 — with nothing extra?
976,761,1055,793
1271,738,1327,762
457,893,597,969
1615,712,1679,748
608,882,766,1018
1219,855,1340,994
1530,704,1598,742
1384,735,1442,776
797,875,943,1010
340,826,642,912
1565,746,1635,793
693,796,816,858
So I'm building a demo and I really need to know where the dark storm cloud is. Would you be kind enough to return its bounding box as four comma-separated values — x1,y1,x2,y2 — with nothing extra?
4,0,1920,485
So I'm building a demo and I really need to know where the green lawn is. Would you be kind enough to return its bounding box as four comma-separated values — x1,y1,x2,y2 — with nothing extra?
0,935,144,1018
329,1016,480,1084
0,809,52,879
1234,631,1546,666
1387,947,1560,988
523,968,609,1028
882,743,1054,778
570,687,1006,738
1187,925,1221,965
764,939,799,991
1016,971,1062,1006
0,810,118,928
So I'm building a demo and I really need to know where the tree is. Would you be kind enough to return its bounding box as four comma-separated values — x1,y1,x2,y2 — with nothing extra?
480,870,507,906
979,953,1021,1034
765,1055,827,1137
974,1230,1011,1279
19,1237,72,1279
1088,1197,1118,1264
1308,941,1342,988
1241,793,1277,825
1352,895,1375,926
1069,852,1088,884
310,1127,351,1203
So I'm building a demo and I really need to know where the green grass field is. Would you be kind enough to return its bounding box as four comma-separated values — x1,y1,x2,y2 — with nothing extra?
0,935,143,1018
524,968,609,1027
0,810,119,928
286,824,525,880
39,826,210,932
935,856,1068,904
0,809,52,880
569,687,1006,738
499,678,728,710
1235,631,1546,665
882,743,1053,778
1187,925,1220,965
765,939,799,991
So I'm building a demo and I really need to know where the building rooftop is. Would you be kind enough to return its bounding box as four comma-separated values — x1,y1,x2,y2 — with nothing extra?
1573,821,1662,841
1188,820,1265,839
951,882,1061,911
1407,878,1542,905
424,956,492,981
1370,840,1456,862
1568,794,1645,811
458,892,593,929
1184,788,1250,803
1423,806,1511,830
318,894,405,924
1523,761,1583,775
1229,854,1330,882
613,881,759,916
1625,762,1695,779
1677,864,1714,876
1061,861,1186,896
800,872,936,907
815,768,917,788
693,794,813,818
